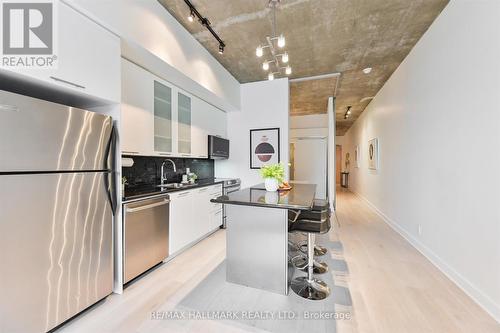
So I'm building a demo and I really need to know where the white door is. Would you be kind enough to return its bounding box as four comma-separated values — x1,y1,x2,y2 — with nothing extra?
291,137,328,199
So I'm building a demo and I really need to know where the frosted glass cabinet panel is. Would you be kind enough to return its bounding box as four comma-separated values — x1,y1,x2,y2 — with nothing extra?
154,81,173,153
177,92,192,155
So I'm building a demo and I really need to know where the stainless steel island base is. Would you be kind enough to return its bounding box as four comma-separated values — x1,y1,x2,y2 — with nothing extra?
226,204,290,295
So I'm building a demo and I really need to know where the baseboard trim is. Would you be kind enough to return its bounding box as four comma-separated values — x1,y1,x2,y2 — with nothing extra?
349,189,500,324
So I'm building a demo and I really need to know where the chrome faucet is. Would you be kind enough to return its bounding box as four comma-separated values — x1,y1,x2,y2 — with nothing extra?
160,159,177,185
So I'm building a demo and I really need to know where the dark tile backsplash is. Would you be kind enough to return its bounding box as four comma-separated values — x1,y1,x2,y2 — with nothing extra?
122,155,214,186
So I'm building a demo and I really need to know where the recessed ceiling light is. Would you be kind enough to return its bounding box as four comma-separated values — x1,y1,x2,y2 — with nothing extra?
363,67,372,74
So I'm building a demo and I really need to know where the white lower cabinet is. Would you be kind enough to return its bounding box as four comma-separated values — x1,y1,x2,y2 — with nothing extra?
169,184,223,255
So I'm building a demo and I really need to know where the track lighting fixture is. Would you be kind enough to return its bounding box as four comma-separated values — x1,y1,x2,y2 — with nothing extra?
344,106,352,119
183,0,226,55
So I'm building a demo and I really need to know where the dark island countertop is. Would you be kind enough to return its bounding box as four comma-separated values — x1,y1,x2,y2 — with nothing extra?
211,183,316,210
123,178,224,202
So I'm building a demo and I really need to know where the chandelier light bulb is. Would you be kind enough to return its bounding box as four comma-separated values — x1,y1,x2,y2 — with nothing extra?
256,46,263,57
268,72,274,81
282,52,288,63
187,11,195,22
285,66,292,75
277,34,285,48
263,62,269,71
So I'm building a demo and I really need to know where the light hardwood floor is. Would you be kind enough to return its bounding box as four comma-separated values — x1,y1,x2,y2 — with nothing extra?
58,189,500,333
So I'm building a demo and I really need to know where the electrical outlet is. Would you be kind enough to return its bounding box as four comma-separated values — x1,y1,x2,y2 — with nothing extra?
418,224,422,236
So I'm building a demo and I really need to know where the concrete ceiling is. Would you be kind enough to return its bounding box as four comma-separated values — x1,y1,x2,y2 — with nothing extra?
289,76,338,116
158,0,449,135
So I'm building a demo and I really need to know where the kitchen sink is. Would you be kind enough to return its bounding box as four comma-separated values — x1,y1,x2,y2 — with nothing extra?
156,183,195,189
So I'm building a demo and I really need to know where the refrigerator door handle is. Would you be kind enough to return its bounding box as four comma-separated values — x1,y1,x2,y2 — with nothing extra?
104,126,117,216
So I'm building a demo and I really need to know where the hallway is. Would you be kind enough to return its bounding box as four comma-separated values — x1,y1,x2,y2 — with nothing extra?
335,188,500,332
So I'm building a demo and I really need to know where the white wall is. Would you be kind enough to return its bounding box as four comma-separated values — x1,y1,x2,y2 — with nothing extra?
290,115,328,138
216,79,289,188
67,0,240,111
290,128,328,138
343,0,500,321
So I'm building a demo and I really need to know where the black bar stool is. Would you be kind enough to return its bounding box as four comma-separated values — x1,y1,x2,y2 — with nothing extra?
297,199,331,256
290,209,329,274
289,216,331,300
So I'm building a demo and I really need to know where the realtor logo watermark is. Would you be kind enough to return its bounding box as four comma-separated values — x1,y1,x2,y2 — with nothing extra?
1,0,57,68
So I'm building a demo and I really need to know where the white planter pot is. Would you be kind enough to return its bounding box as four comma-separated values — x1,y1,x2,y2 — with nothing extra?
264,191,279,204
264,178,279,192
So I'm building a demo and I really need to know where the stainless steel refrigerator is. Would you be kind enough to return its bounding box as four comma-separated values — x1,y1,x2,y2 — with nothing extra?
0,89,116,333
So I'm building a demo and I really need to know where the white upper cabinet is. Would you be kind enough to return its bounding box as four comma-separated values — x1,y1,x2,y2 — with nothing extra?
121,59,154,155
57,2,120,102
121,60,227,158
177,90,192,157
4,1,120,103
191,96,227,158
191,96,209,158
153,79,175,157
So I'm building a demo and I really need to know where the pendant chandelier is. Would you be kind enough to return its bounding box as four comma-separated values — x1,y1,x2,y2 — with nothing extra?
255,0,291,80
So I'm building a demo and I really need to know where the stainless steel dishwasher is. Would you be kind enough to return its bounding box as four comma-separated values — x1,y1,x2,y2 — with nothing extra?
123,194,170,283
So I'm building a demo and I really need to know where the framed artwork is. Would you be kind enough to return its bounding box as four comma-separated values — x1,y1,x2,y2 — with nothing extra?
368,138,378,170
354,145,360,168
250,127,280,169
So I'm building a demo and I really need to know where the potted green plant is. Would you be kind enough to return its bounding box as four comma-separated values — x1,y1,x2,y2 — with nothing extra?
121,176,128,195
260,163,284,192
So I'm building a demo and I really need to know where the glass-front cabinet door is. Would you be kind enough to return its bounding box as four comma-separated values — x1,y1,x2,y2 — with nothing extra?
153,81,173,154
177,92,192,155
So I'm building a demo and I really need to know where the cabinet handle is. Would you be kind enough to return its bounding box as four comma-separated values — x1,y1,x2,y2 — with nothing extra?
198,188,208,192
126,199,170,213
50,76,85,89
181,154,191,157
177,192,190,197
159,152,172,156
0,104,19,112
122,151,139,155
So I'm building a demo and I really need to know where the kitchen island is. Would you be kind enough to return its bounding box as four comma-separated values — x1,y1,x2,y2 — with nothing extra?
212,183,317,295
